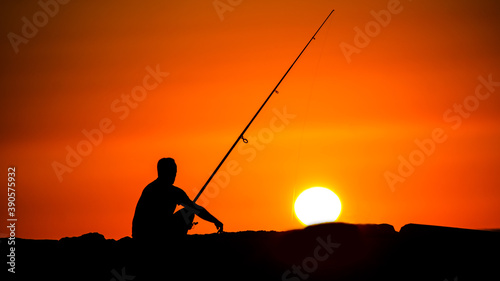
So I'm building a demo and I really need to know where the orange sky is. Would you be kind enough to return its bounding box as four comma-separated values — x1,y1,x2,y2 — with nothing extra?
1,0,499,239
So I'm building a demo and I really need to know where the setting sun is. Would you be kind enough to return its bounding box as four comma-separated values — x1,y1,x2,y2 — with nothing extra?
294,187,342,226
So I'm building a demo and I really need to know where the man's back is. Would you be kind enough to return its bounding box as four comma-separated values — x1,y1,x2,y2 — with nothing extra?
132,179,188,239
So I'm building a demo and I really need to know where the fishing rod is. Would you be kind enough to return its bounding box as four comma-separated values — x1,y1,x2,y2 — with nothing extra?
193,9,335,203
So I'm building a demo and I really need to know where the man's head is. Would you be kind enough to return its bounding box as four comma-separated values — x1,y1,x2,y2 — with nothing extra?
157,157,177,184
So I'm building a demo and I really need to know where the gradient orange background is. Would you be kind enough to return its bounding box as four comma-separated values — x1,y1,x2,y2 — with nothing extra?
1,0,499,239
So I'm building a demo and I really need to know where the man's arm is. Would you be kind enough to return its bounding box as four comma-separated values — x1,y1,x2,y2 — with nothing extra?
178,191,223,233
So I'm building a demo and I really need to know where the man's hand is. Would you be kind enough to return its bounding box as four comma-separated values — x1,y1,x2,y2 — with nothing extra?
215,220,223,234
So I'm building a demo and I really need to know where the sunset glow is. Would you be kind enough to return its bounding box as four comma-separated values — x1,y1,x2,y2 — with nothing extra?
1,1,499,239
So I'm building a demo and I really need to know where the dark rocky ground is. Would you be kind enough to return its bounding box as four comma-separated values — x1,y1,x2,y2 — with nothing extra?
2,223,499,281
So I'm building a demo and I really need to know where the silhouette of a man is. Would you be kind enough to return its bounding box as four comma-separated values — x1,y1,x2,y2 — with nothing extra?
132,158,223,240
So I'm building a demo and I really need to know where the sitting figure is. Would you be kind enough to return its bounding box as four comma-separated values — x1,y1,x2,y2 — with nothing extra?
132,157,223,240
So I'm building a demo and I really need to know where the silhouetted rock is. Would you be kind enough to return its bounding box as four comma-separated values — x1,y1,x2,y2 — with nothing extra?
395,224,500,280
2,223,499,281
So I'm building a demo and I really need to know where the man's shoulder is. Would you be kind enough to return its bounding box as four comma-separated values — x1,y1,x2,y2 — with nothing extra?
171,186,191,205
140,179,162,195
171,185,188,195
140,180,188,198
142,180,157,190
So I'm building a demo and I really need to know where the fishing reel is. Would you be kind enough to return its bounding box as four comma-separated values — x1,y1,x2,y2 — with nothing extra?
188,221,199,230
